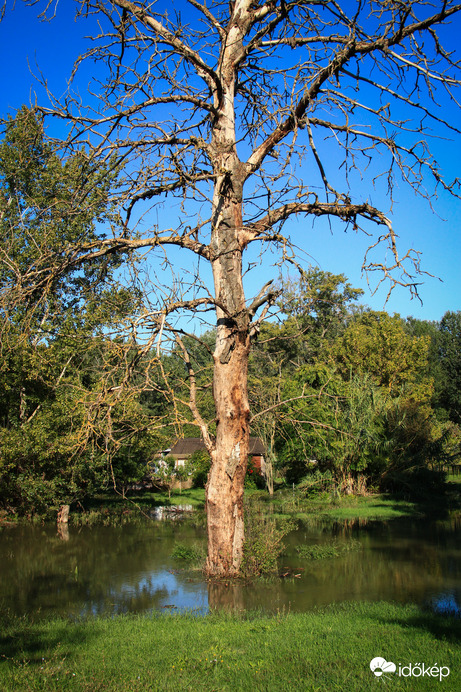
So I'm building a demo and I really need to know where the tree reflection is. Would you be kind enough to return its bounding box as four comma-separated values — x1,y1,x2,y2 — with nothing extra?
207,580,246,611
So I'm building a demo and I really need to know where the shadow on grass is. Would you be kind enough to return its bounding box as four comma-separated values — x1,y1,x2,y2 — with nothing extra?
381,468,461,520
0,615,93,666
376,609,461,643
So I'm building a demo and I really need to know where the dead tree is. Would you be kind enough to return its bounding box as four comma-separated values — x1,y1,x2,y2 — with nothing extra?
3,0,461,576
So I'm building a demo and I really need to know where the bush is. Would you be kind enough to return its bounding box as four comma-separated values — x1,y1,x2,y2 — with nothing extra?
244,457,265,489
189,450,210,488
380,466,447,500
171,542,205,564
241,499,295,577
298,469,335,496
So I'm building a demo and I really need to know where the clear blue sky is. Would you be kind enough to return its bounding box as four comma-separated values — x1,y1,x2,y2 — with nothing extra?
1,2,460,323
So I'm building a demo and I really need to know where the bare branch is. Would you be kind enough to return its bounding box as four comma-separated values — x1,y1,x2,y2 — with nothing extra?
112,0,221,91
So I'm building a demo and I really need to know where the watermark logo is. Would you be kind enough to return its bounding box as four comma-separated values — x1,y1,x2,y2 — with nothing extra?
370,657,396,678
370,657,450,681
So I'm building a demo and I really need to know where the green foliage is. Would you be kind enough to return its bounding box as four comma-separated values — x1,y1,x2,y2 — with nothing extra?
298,469,335,496
241,499,295,576
380,466,447,501
436,311,461,425
251,297,452,498
0,110,167,515
278,268,364,356
189,450,211,488
171,542,205,564
0,107,125,331
333,310,432,398
244,457,265,489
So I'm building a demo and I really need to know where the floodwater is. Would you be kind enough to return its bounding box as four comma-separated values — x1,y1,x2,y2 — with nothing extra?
0,509,460,618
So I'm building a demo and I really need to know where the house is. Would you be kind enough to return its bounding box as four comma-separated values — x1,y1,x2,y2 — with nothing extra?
167,437,266,475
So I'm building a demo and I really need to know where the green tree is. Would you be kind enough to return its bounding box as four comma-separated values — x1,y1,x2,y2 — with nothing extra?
436,311,461,425
249,269,365,491
279,269,364,354
189,449,211,489
259,305,443,492
0,111,160,516
0,107,122,333
333,311,431,399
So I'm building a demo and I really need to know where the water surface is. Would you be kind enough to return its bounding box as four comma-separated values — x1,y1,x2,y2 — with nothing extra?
1,511,460,618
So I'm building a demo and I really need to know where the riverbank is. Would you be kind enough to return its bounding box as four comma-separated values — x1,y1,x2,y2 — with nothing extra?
132,485,459,521
90,470,461,521
46,492,418,529
1,601,459,691
2,477,459,528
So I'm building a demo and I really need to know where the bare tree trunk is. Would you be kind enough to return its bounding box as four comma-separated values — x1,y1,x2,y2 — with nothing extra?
206,335,250,576
206,216,251,574
205,18,252,575
57,504,70,525
265,450,275,497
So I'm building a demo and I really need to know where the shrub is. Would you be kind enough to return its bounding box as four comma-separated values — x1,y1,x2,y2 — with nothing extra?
171,542,205,564
244,457,266,489
298,469,335,496
241,499,295,577
189,450,210,488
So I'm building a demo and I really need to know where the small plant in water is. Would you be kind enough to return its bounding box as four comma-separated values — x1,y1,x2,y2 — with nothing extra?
296,539,362,560
241,499,296,577
171,542,205,564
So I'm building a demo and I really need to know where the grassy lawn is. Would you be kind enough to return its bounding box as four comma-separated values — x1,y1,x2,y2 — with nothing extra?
1,602,460,691
260,491,424,522
309,495,422,521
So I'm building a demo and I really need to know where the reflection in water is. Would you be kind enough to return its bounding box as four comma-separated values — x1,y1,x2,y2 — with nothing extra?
431,591,461,617
57,523,69,541
150,505,194,521
208,580,246,611
0,512,460,618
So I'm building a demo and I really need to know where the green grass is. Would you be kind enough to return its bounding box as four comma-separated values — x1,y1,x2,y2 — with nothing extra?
73,489,439,528
1,602,460,691
317,495,422,521
55,476,461,528
269,492,423,522
295,539,362,560
67,474,461,526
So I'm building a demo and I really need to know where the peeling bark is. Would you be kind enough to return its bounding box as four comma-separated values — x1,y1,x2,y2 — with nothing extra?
204,6,252,576
206,325,251,576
